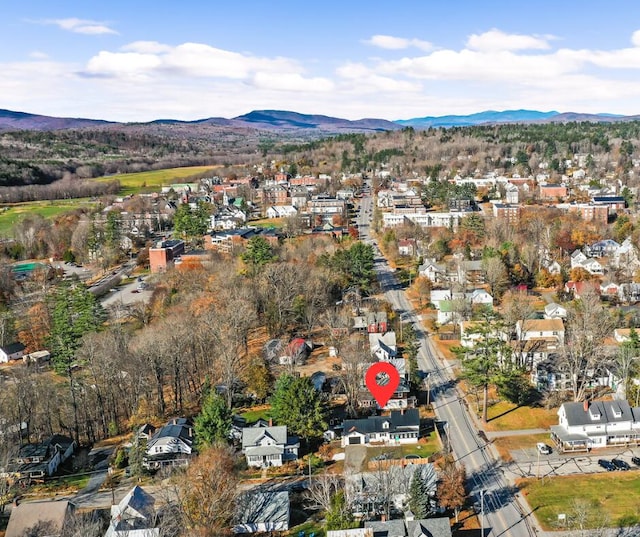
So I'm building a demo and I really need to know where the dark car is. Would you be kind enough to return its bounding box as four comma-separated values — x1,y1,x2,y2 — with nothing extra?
612,458,630,471
632,456,640,466
598,459,615,471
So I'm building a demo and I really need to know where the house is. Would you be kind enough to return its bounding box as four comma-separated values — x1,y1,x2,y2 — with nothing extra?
348,465,437,516
516,319,565,345
10,434,76,478
104,486,159,537
234,490,290,533
369,332,398,362
587,239,620,258
6,500,75,537
364,518,452,537
418,260,445,283
565,280,600,299
467,289,493,307
341,409,420,447
570,250,588,267
278,338,312,365
242,425,299,467
265,205,297,219
600,280,620,298
614,328,638,343
0,342,25,363
398,239,417,257
530,358,572,392
543,303,567,320
144,418,194,469
367,312,389,334
551,399,640,452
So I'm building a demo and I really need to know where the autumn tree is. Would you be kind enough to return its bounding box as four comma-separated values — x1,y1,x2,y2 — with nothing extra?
175,445,238,537
437,458,467,522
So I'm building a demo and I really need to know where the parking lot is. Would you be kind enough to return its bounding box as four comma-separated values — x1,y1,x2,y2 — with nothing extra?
504,444,640,479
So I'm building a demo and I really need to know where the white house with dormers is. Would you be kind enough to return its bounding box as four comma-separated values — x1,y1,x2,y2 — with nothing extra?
341,409,420,447
544,303,567,320
242,426,299,468
144,418,194,469
551,400,640,452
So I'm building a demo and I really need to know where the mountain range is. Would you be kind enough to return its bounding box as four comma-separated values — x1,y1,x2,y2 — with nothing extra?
0,108,639,133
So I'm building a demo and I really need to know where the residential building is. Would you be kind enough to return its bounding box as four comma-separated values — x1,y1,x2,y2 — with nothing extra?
540,184,568,200
364,518,452,537
493,203,521,224
341,409,420,446
9,434,76,479
516,319,565,345
234,490,290,533
382,212,462,230
0,342,25,363
241,425,299,467
144,418,194,469
105,486,159,537
398,239,417,256
544,303,567,319
6,500,75,537
551,399,640,452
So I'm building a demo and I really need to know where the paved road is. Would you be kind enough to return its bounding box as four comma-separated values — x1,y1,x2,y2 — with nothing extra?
360,188,536,537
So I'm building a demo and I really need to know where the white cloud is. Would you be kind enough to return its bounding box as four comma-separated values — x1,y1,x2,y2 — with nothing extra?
466,29,551,52
252,72,334,92
121,41,173,54
336,62,422,92
29,51,49,60
85,51,162,78
43,18,118,35
365,34,432,51
632,30,640,47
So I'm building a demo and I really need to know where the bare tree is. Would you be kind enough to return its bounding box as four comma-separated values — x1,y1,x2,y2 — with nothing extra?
306,471,341,512
561,286,614,402
338,336,371,417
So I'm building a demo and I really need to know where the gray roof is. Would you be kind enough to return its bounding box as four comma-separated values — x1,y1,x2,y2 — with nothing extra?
561,400,637,427
365,520,406,537
245,445,284,457
343,409,420,436
235,490,289,530
6,500,74,537
242,426,288,449
407,518,452,537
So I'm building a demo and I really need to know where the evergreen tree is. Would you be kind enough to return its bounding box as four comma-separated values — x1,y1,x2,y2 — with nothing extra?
408,471,430,519
325,491,355,531
270,374,327,442
194,390,232,448
241,236,276,275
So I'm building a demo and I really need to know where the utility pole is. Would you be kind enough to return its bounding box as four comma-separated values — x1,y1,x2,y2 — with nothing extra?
480,489,485,537
536,447,541,480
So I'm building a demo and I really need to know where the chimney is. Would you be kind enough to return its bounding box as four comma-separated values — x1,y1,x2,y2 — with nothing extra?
268,418,273,427
583,400,589,412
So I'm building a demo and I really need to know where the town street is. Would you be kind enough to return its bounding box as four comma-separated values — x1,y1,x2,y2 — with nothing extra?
359,187,536,537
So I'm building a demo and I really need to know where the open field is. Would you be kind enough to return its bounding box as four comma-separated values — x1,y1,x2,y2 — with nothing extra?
97,165,220,195
520,473,640,529
484,401,557,432
0,199,95,235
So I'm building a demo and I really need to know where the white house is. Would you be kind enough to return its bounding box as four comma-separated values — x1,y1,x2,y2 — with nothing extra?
369,332,397,362
265,205,297,219
105,486,159,537
242,426,299,468
144,418,194,469
418,259,445,283
341,409,420,447
516,319,565,345
551,400,640,452
544,303,567,320
0,342,25,363
467,289,493,307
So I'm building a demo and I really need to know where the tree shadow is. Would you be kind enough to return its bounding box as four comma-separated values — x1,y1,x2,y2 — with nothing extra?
486,404,521,423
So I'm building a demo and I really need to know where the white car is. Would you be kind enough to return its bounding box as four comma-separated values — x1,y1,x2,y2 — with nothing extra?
536,442,551,455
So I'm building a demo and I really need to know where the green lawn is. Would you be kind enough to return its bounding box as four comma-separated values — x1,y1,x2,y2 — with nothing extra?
365,431,440,465
239,407,272,424
520,473,640,529
97,165,219,195
0,199,96,235
483,401,557,432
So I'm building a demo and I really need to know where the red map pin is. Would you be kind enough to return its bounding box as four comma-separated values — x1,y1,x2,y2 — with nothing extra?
365,362,401,408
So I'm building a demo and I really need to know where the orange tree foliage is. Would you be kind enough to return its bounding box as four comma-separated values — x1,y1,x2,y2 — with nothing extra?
17,302,51,353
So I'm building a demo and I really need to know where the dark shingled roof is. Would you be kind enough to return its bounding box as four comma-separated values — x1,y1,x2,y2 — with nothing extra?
561,400,638,426
343,409,419,435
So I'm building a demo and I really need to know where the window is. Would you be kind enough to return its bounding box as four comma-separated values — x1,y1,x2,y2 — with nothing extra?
382,421,390,429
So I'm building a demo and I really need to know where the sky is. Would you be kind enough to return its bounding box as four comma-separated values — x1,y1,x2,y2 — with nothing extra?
3,1,640,122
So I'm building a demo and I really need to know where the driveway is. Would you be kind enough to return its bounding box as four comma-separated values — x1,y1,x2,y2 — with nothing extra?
344,445,367,474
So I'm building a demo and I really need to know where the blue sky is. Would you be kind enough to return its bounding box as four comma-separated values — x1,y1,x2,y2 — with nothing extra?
3,1,640,121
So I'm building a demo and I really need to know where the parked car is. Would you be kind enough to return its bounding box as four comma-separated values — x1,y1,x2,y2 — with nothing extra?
631,456,640,466
536,443,552,455
598,459,615,471
612,458,630,471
